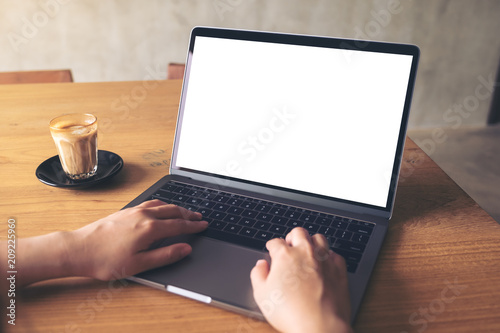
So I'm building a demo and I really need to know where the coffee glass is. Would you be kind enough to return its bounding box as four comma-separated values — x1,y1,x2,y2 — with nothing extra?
49,113,98,180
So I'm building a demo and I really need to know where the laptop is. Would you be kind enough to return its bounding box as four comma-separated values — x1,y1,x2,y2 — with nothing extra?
124,26,419,323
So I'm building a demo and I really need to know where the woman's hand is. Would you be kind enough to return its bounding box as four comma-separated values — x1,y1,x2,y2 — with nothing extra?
250,227,353,333
15,200,208,287
69,200,208,280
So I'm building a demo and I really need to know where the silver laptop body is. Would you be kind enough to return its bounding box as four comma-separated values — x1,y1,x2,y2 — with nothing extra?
124,26,419,323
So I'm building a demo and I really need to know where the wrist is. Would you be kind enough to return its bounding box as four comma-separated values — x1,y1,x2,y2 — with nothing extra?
57,231,81,277
61,228,89,278
39,230,81,279
17,230,81,287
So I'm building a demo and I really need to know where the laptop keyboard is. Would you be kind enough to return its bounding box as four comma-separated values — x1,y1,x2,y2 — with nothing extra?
151,181,374,273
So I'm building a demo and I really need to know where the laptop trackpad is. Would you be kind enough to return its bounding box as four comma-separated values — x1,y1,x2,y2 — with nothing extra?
135,235,267,313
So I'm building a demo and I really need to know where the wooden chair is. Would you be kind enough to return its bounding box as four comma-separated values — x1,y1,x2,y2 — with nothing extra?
0,69,73,84
167,63,185,80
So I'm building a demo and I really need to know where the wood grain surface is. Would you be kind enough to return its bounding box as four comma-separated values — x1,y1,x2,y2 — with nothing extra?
1,80,499,333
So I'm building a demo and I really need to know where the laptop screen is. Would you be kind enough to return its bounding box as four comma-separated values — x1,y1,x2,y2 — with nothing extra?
173,29,417,209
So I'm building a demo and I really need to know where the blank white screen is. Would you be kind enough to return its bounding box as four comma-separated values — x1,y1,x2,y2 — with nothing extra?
175,36,413,207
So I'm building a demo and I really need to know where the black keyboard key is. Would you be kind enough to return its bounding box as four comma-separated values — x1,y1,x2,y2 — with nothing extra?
347,224,373,235
187,197,202,206
197,208,212,216
271,216,289,225
256,213,273,222
172,194,189,202
284,211,301,219
201,186,216,193
255,231,275,241
238,218,256,227
213,203,229,212
358,221,375,228
227,207,244,215
202,228,266,251
255,221,272,231
331,220,348,230
200,201,216,208
175,186,191,194
318,226,336,237
316,216,333,226
352,233,370,244
269,224,289,235
335,230,353,240
299,214,317,223
186,189,201,197
332,248,362,263
209,211,227,221
242,210,258,218
239,227,258,238
154,189,176,200
161,183,178,192
227,198,243,206
200,191,217,200
255,204,271,213
333,239,366,253
209,220,227,230
223,214,240,224
214,195,229,203
303,223,319,234
286,220,304,228
241,201,257,210
223,224,242,234
270,207,286,216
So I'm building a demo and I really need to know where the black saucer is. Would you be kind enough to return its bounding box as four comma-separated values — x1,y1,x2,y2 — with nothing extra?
36,150,124,188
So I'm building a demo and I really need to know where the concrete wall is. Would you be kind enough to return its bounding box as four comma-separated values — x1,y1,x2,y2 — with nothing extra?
1,0,499,129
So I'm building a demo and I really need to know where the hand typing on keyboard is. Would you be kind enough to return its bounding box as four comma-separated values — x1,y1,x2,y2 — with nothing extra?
154,181,374,274
69,200,210,281
7,200,353,333
251,227,354,333
9,200,208,287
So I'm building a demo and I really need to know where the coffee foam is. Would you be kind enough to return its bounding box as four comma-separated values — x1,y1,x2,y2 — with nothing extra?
51,125,94,140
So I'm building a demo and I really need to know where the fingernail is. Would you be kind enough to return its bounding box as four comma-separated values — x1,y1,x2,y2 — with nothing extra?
181,245,192,257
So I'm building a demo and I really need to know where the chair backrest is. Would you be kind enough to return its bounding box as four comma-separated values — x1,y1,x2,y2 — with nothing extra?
0,70,73,84
167,63,185,80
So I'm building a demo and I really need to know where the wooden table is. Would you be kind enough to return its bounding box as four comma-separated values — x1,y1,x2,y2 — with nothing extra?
1,80,499,333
